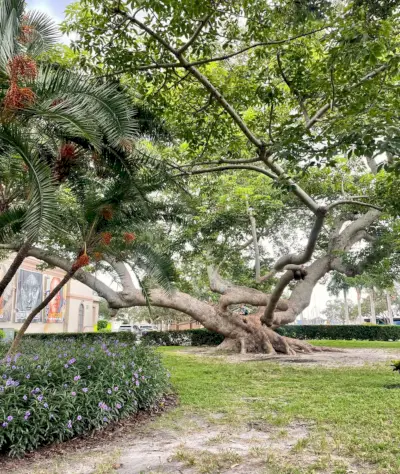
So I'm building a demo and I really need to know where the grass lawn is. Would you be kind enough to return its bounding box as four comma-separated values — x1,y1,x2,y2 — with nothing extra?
309,339,400,348
157,345,400,474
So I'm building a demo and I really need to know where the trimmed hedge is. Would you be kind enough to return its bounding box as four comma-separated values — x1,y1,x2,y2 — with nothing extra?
142,329,224,346
143,325,400,346
276,325,400,341
21,332,137,343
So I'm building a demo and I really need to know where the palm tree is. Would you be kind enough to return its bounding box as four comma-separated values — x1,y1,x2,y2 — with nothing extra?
0,0,137,295
6,155,178,354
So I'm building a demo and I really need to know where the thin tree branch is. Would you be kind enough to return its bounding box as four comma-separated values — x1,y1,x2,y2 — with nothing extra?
178,13,213,54
116,9,262,147
176,164,278,180
105,25,329,74
270,209,327,272
259,148,320,213
262,270,294,327
327,200,382,211
247,201,261,281
276,51,309,123
306,55,400,130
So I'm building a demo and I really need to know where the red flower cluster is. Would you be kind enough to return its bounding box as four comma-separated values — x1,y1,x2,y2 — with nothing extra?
101,232,112,245
60,143,77,160
3,83,35,110
8,55,37,81
19,24,35,44
101,206,113,221
124,232,136,243
72,254,90,270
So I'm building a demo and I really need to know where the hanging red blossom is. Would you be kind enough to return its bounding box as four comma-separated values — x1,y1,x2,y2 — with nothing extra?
8,55,37,81
101,206,113,221
72,254,90,270
60,143,77,160
101,232,112,245
3,83,35,110
123,232,136,243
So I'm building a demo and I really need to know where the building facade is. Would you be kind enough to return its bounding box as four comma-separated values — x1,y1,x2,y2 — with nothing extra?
0,256,100,334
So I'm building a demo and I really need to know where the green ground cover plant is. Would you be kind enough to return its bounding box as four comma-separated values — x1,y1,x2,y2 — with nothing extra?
0,336,168,457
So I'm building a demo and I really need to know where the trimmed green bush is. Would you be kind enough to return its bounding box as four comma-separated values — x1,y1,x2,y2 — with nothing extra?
96,320,109,331
142,325,400,346
0,330,4,340
0,335,168,457
142,329,224,347
276,325,400,341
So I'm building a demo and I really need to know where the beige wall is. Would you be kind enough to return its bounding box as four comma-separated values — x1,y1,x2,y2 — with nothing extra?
0,255,99,334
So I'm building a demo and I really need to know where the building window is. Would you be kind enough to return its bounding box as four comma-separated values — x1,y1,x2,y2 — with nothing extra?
78,303,84,333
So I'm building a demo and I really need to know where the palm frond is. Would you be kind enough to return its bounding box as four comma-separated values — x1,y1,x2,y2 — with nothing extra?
0,205,26,241
23,10,59,56
31,66,137,149
0,126,58,240
0,0,21,73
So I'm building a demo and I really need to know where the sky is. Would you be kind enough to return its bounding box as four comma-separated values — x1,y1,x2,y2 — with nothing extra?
24,0,361,323
27,0,70,21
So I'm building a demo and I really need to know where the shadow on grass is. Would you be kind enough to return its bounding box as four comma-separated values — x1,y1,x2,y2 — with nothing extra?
383,383,400,389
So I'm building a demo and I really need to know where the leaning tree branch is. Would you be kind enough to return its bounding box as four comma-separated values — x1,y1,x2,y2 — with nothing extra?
276,51,309,123
262,270,294,326
268,207,327,273
178,12,213,54
327,200,382,211
102,255,136,294
207,266,288,312
117,8,262,147
175,164,278,180
106,24,328,74
305,55,400,130
247,203,261,281
0,240,31,298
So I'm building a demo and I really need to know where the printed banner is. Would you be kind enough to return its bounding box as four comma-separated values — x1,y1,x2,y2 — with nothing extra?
44,276,66,323
0,264,13,322
15,269,43,323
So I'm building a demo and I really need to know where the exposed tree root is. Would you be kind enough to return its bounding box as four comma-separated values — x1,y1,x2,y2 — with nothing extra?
217,323,342,355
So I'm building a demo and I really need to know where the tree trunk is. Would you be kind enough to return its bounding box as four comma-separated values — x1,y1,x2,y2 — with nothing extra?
369,288,376,324
386,290,393,325
6,267,76,356
356,288,363,324
343,288,349,325
0,241,31,297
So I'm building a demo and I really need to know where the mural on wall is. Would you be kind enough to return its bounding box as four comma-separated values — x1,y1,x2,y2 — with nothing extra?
15,269,43,323
44,276,66,323
0,264,13,322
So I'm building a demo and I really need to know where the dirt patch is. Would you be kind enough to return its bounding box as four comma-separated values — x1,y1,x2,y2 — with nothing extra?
5,415,376,474
178,346,400,367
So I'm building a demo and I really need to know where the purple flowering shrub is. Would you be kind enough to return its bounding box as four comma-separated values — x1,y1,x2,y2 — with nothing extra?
0,337,169,457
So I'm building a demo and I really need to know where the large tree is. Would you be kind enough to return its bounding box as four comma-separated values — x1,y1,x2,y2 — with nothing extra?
12,0,399,354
